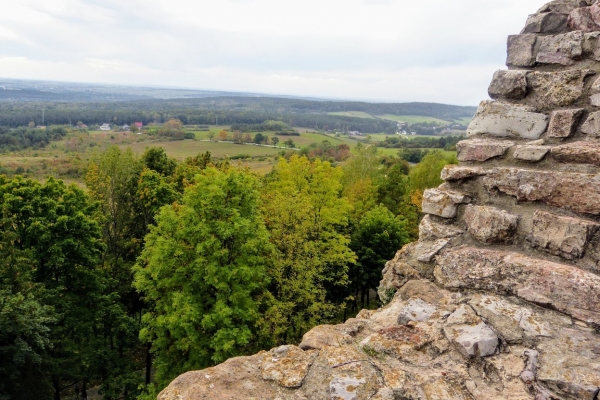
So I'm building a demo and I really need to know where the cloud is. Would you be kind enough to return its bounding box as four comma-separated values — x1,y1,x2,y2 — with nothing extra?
0,0,546,104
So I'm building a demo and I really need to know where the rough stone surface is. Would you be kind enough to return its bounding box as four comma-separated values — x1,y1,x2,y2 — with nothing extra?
484,167,600,215
513,145,550,161
467,101,549,139
567,5,600,31
539,0,594,14
529,210,600,259
443,305,499,358
440,165,487,181
421,188,470,218
551,140,600,165
418,214,464,241
488,70,528,99
526,69,595,109
160,3,600,399
547,108,584,137
396,298,437,325
435,247,600,326
522,12,568,34
507,34,539,67
580,110,600,136
456,138,515,162
536,30,584,65
463,205,520,243
260,346,317,388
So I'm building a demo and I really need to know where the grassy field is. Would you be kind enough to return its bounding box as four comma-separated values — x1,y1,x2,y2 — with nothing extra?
120,140,283,160
326,111,376,119
0,125,457,183
377,114,449,124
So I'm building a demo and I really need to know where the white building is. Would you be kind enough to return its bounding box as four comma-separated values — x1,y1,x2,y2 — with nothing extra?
100,123,111,131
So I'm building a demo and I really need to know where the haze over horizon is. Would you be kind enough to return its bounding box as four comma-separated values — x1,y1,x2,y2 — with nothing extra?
1,0,545,106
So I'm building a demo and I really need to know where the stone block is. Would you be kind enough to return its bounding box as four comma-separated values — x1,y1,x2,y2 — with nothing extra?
443,305,499,358
547,108,584,137
415,239,449,263
513,145,550,161
487,70,528,99
538,0,593,14
456,138,515,162
484,167,600,215
463,205,519,244
567,5,600,31
551,140,600,165
421,188,470,219
589,75,600,105
536,30,584,65
467,101,548,140
418,215,464,241
440,165,487,181
527,69,595,109
507,34,539,67
397,299,437,325
435,247,600,325
529,210,600,259
522,12,569,34
580,110,600,136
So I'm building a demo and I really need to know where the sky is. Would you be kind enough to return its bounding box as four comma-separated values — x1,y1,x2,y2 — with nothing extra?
0,0,547,105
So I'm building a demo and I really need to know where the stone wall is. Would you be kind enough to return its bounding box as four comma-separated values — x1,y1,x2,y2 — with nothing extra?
158,1,600,399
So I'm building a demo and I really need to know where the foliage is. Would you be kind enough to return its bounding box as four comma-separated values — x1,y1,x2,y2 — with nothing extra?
260,155,355,345
133,166,273,388
349,205,409,308
157,119,184,139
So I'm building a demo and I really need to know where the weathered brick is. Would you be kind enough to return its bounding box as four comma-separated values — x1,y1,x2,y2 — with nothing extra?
547,108,584,138
435,247,600,326
440,165,487,181
551,141,600,166
467,101,548,139
488,70,528,99
536,30,584,65
484,168,600,215
529,210,600,259
507,34,539,67
513,145,550,162
422,188,470,219
456,139,514,162
464,205,519,244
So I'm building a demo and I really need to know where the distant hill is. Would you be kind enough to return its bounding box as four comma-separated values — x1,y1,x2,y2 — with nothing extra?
0,79,476,132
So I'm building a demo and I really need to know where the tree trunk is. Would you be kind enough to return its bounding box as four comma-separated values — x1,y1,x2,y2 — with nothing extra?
53,377,60,400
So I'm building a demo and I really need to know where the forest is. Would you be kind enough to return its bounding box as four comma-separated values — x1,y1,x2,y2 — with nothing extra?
0,142,456,400
0,94,476,134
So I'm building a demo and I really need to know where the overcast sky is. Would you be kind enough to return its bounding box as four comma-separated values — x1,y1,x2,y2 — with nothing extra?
1,0,546,105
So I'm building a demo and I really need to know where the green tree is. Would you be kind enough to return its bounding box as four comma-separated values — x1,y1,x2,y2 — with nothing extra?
349,205,409,309
133,166,273,389
0,176,129,400
272,136,279,147
260,155,355,344
141,147,177,177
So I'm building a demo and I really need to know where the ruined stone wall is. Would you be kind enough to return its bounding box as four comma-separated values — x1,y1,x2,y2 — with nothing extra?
158,1,600,399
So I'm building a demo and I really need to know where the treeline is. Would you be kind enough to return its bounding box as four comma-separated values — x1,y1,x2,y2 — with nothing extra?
0,126,68,151
230,120,299,135
0,96,476,133
376,134,465,149
0,146,456,400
